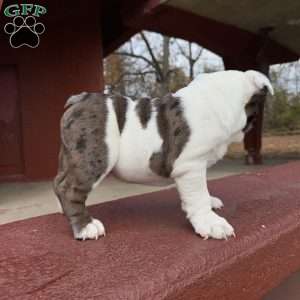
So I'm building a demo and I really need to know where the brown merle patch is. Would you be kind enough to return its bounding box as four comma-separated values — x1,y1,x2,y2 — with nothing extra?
54,92,109,237
111,94,128,133
135,97,152,128
150,94,190,178
61,92,109,182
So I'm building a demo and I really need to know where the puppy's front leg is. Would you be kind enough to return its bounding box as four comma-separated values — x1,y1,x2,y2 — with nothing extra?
175,168,235,240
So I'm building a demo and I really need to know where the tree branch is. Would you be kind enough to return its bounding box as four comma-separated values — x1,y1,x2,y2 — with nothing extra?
194,47,204,62
140,31,164,81
129,39,134,55
121,70,156,77
175,39,188,58
114,51,155,68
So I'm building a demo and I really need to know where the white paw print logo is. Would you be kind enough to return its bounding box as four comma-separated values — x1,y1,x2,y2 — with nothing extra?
4,16,45,48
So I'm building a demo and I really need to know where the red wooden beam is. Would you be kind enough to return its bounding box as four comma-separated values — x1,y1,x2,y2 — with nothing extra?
121,0,162,23
103,4,299,64
122,4,298,64
103,26,137,57
103,0,163,56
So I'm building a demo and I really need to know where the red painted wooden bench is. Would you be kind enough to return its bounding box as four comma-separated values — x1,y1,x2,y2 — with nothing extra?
1,162,300,300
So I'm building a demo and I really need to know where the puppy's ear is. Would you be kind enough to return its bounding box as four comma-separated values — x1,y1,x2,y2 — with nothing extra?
245,70,274,95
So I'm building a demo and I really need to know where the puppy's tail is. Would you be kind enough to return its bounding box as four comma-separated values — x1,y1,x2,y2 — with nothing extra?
245,70,274,95
64,92,88,109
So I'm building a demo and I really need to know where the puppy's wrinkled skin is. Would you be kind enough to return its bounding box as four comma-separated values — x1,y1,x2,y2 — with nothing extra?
54,70,273,240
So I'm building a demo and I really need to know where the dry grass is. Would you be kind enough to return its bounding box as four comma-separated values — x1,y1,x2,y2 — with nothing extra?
227,134,300,159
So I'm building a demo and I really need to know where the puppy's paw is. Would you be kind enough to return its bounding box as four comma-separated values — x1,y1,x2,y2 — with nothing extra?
210,196,224,210
75,218,106,240
190,211,235,240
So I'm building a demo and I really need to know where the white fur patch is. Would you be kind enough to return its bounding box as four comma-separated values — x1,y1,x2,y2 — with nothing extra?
210,196,224,209
174,152,231,240
76,218,105,240
92,98,120,190
245,70,274,95
190,211,235,240
113,98,169,185
105,98,120,172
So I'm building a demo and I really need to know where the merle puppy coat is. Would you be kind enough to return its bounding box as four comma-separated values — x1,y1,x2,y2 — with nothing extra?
54,70,273,241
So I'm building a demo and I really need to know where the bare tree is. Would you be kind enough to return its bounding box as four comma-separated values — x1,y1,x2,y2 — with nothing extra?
175,40,204,81
160,35,170,94
104,54,126,94
106,31,223,98
114,32,175,97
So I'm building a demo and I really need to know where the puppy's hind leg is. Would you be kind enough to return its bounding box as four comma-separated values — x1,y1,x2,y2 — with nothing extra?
53,144,107,240
53,94,119,240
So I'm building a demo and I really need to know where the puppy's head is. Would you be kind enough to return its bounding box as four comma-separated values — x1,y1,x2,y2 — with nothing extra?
245,70,274,96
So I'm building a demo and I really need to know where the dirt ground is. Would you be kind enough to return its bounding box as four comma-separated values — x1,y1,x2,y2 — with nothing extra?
228,134,300,159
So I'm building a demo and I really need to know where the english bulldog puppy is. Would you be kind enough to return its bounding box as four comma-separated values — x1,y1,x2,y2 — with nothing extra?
53,70,273,241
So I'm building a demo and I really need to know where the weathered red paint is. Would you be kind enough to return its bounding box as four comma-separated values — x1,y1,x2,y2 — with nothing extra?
264,269,300,300
0,0,103,181
0,65,24,179
1,162,300,299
